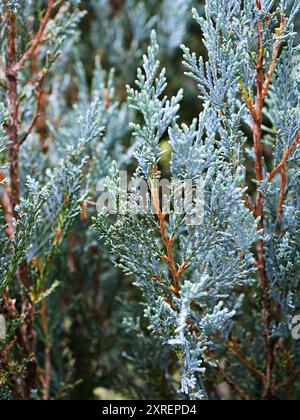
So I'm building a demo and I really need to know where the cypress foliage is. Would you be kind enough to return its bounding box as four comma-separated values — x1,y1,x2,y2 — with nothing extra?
0,0,299,400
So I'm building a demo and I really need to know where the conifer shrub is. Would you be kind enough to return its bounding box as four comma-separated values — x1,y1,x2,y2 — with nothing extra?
0,0,299,401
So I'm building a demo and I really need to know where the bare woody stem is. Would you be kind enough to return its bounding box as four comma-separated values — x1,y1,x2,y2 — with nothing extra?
41,301,51,401
267,133,299,181
218,366,252,401
19,69,49,146
151,172,187,297
5,5,20,219
263,16,286,99
267,132,299,217
242,194,256,217
275,367,300,394
5,3,33,289
253,0,274,400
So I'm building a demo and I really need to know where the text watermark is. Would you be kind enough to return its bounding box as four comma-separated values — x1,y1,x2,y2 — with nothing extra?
96,171,205,226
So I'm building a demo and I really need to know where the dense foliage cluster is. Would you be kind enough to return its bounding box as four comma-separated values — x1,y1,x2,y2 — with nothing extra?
0,0,299,400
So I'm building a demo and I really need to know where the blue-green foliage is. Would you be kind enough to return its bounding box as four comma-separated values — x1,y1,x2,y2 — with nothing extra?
95,27,261,399
1,0,299,401
127,31,183,177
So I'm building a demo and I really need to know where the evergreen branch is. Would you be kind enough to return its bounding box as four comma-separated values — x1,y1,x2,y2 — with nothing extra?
19,69,49,146
151,170,187,297
221,337,263,382
5,2,21,218
267,133,300,181
217,365,252,401
242,194,257,217
263,16,286,99
239,79,258,121
0,335,24,400
253,2,274,400
12,0,56,74
277,166,287,216
275,367,300,393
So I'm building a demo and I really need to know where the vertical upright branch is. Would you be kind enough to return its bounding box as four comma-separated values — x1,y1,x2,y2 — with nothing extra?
5,3,31,289
4,2,37,398
253,0,274,400
5,4,20,219
41,301,51,401
151,170,187,297
12,0,55,74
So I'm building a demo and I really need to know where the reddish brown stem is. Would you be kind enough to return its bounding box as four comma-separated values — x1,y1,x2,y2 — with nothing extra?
5,6,20,219
239,79,258,121
242,194,256,217
5,4,31,289
0,335,25,400
157,211,182,297
263,16,286,99
253,7,274,400
19,69,48,146
0,187,14,237
268,133,300,219
268,133,299,181
218,365,251,401
12,0,55,74
151,175,187,297
41,301,51,400
220,337,263,381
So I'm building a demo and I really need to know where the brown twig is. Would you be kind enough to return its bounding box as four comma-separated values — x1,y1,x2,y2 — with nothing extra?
41,300,51,400
268,133,300,228
0,187,14,237
0,335,25,400
275,367,300,394
151,171,187,297
12,0,55,74
221,337,263,381
5,3,20,219
252,1,274,399
242,194,257,216
239,79,258,121
19,69,49,146
263,16,286,99
267,133,299,181
218,365,252,401
1,289,38,400
1,336,18,364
